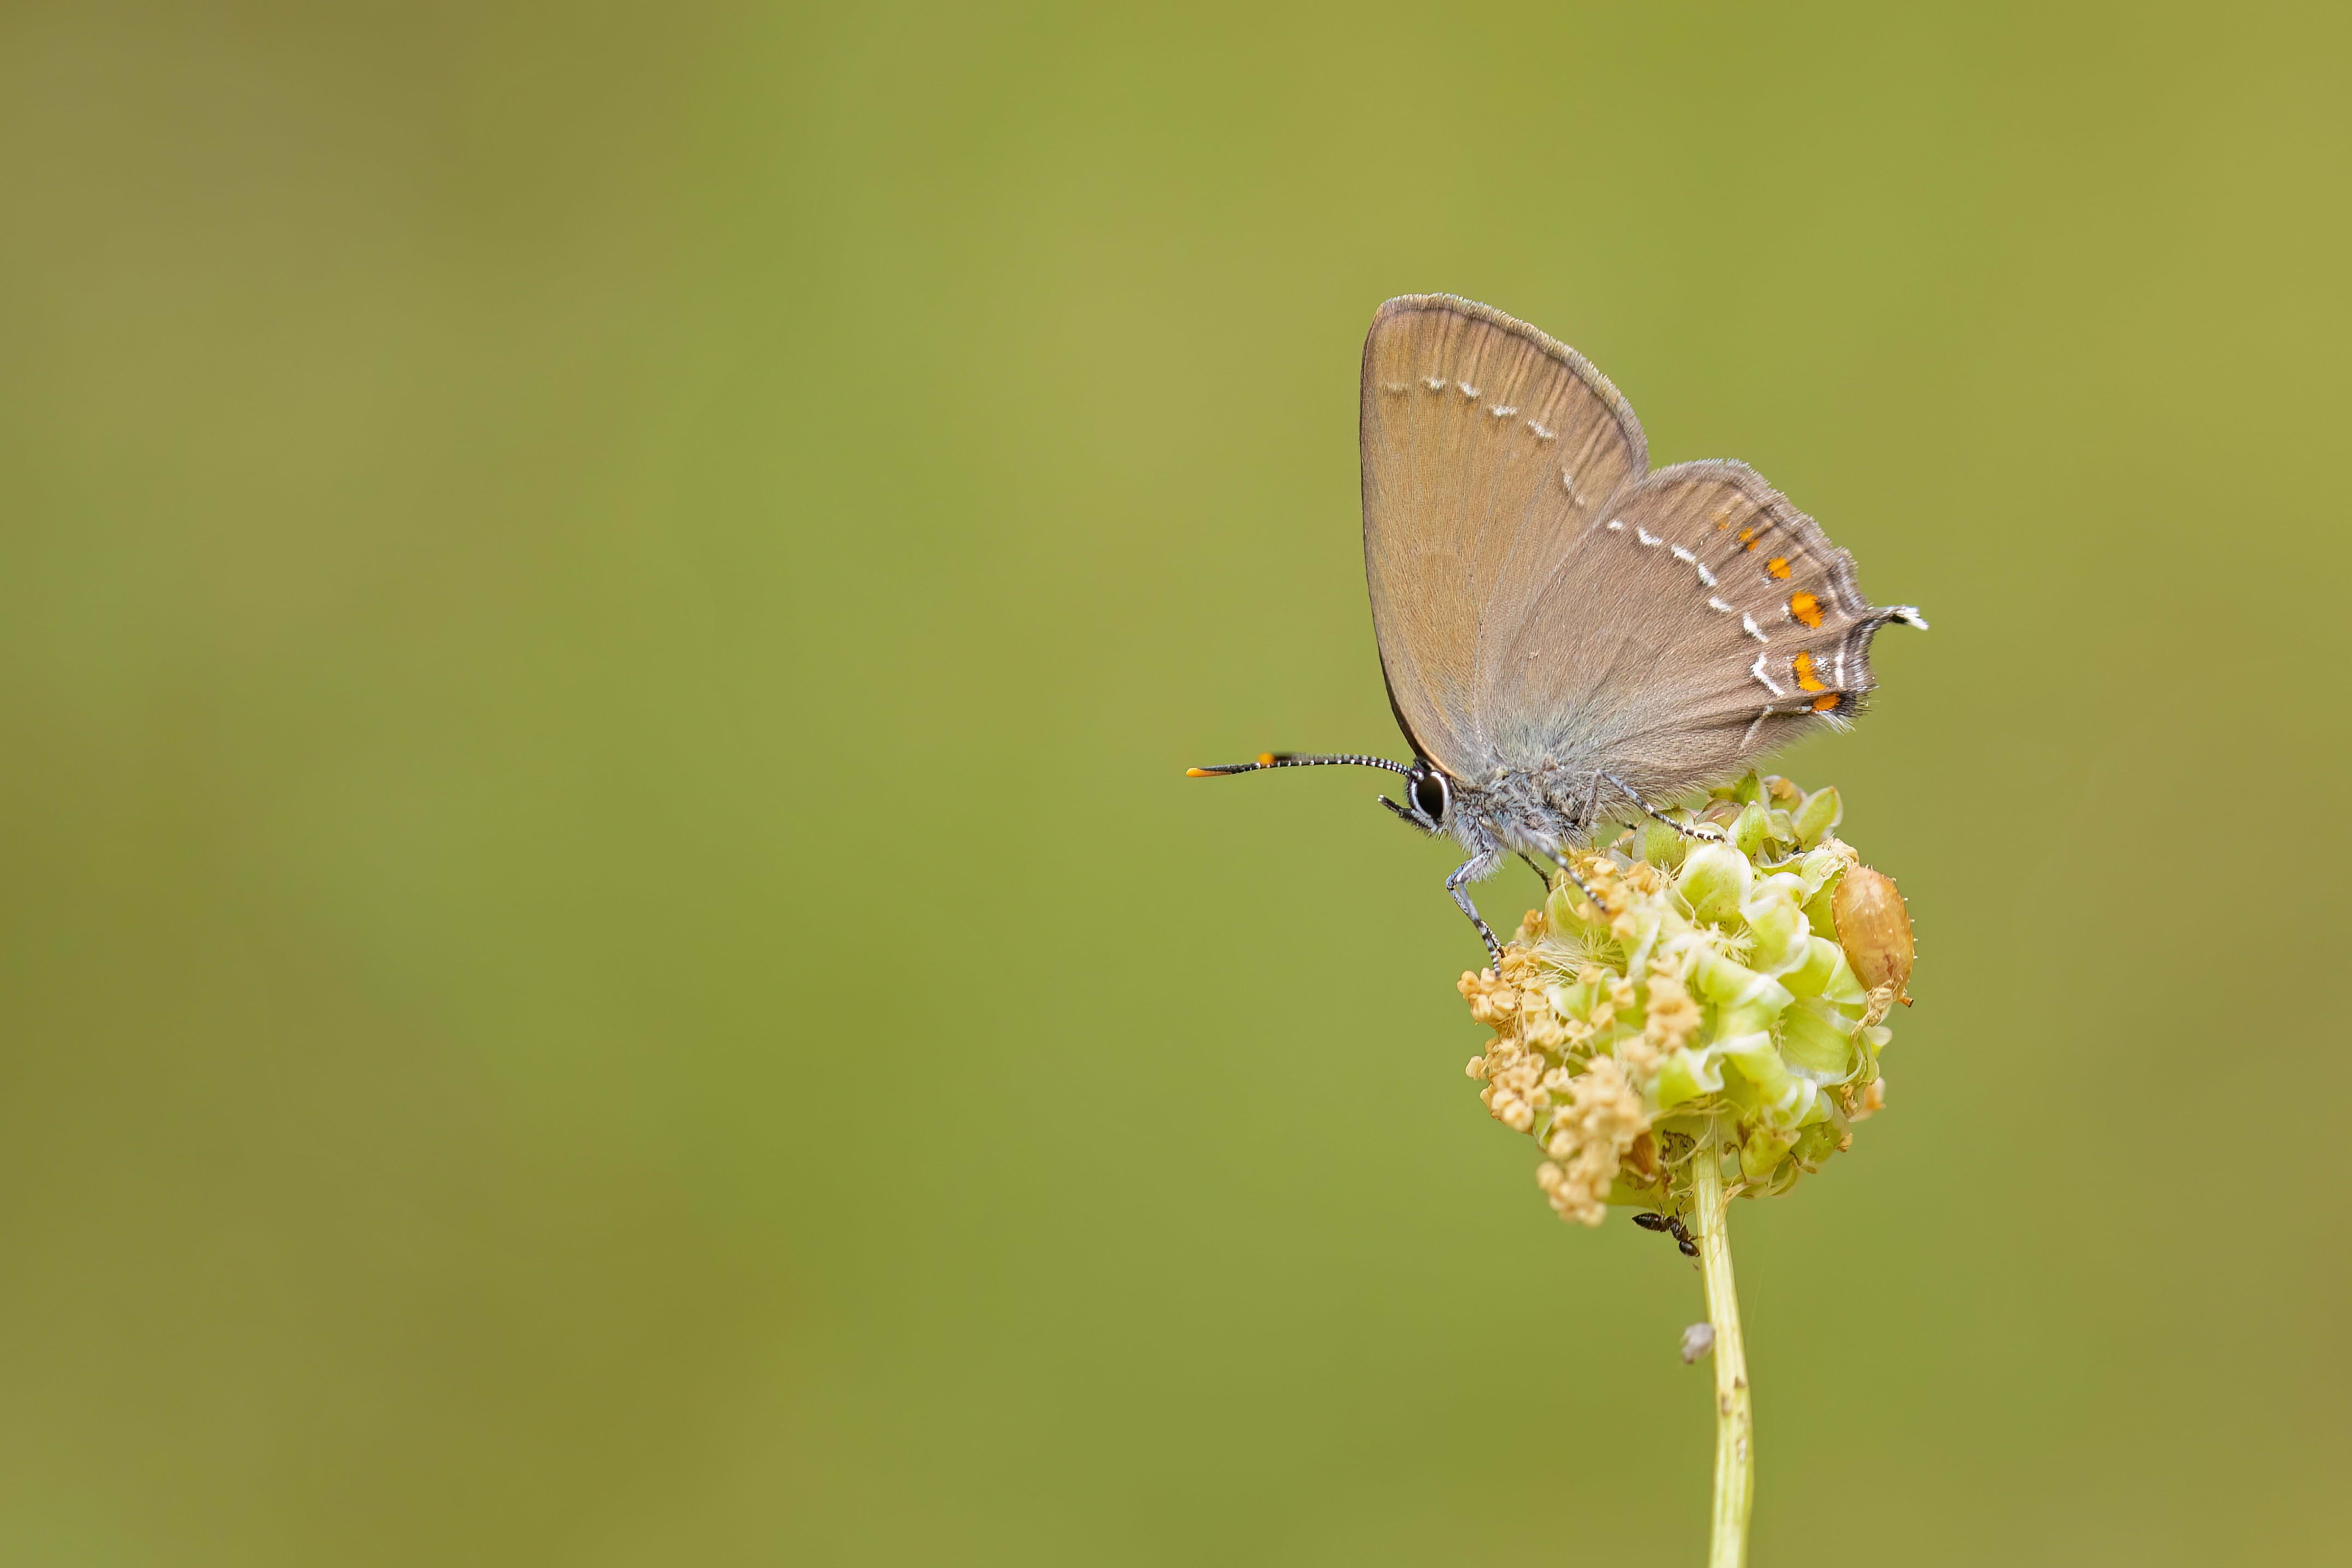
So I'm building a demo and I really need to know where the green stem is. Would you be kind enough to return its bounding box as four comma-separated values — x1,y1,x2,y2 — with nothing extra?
1691,1121,1752,1568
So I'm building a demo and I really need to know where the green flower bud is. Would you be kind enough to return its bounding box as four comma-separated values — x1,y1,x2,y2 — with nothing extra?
1816,947,1868,1009
1719,1029,1791,1099
1740,1122,1797,1182
1678,843,1752,925
1729,800,1771,857
1800,869,1841,934
1691,949,1794,1016
1792,1121,1843,1165
1657,1046,1723,1108
1793,785,1842,848
1796,844,1847,890
1780,936,1842,998
1742,895,1811,977
1779,999,1859,1080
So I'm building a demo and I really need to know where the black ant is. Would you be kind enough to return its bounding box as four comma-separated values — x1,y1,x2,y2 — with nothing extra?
1634,1210,1699,1257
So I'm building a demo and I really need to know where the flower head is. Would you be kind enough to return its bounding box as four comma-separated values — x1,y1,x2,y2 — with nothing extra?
1460,772,1911,1221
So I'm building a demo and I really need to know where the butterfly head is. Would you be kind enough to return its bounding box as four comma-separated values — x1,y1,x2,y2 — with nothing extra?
1382,758,1453,835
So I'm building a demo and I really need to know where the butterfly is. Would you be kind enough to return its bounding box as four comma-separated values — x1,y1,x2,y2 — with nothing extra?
1192,295,1925,966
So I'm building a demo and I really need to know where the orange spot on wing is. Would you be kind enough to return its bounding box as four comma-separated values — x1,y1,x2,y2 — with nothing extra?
1792,651,1828,692
1766,556,1792,580
1812,692,1841,712
1737,527,1759,550
1788,590,1823,628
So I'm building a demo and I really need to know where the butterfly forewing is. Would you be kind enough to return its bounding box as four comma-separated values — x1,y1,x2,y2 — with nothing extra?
1360,296,1646,778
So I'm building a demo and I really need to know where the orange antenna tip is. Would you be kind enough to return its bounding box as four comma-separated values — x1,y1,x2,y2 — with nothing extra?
1256,752,1276,766
1186,768,1215,777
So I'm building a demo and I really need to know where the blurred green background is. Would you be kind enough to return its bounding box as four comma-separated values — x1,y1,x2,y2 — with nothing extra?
4,1,2348,1562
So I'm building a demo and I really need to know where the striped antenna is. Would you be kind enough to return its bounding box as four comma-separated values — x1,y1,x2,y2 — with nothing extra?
1186,751,1410,778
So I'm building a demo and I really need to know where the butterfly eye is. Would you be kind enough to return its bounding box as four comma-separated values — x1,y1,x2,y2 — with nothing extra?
1411,768,1450,824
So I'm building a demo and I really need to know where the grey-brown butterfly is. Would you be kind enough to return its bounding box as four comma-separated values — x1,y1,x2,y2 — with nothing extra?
1191,294,1926,966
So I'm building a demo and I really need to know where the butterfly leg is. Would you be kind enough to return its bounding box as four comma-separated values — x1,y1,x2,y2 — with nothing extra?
1579,771,1624,841
1598,772,1725,843
1518,852,1554,893
1446,855,1505,972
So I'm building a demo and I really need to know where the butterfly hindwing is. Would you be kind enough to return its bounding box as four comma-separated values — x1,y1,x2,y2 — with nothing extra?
1481,459,1898,796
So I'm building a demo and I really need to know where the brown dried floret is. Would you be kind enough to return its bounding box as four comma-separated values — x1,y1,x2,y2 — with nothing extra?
1534,1057,1650,1226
